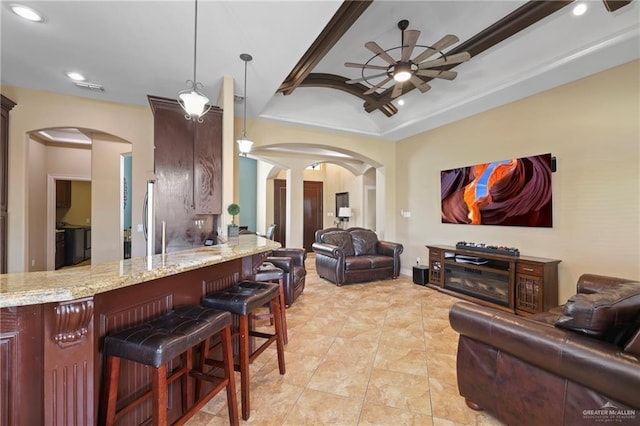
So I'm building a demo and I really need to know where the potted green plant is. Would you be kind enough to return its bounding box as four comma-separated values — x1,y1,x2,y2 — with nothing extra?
227,203,241,237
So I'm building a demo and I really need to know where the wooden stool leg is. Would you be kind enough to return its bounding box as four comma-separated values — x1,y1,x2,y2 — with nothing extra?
239,314,251,420
221,325,239,426
151,364,168,426
195,338,210,399
102,355,120,426
277,278,288,344
182,348,194,414
271,297,286,375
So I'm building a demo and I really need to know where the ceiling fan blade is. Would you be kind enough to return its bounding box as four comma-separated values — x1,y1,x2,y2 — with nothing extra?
412,34,460,63
344,62,389,71
418,51,471,69
363,76,393,95
415,69,458,80
346,72,388,84
365,41,397,65
401,29,420,62
391,82,404,99
409,76,432,93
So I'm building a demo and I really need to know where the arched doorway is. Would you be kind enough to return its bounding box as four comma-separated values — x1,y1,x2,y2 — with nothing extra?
26,127,132,271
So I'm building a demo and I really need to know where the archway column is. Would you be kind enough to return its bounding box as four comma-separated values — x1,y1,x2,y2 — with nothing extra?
285,166,305,248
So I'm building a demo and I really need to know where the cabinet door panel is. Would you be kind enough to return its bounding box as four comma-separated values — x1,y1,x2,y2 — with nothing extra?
149,96,222,252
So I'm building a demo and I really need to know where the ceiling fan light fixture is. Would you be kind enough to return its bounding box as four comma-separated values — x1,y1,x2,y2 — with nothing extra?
393,63,413,82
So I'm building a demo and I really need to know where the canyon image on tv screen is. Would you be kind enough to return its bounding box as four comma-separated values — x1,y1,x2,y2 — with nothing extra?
441,153,552,227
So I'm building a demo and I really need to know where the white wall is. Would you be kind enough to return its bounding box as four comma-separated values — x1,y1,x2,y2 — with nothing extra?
396,60,640,302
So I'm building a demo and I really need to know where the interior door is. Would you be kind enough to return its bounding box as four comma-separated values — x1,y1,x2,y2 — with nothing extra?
303,181,323,251
274,179,287,244
273,179,323,251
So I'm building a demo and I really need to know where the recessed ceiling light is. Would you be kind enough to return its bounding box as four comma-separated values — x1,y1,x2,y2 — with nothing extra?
397,99,405,106
573,3,588,16
10,4,44,22
66,72,86,82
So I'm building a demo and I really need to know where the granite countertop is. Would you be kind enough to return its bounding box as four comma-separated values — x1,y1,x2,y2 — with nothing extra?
0,235,280,308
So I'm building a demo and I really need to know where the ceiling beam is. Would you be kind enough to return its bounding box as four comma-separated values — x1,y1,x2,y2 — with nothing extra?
299,73,398,117
277,0,373,96
363,0,574,113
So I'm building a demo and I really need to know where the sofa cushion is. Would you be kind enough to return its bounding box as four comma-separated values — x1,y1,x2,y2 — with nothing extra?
555,282,640,346
320,230,355,256
350,229,378,256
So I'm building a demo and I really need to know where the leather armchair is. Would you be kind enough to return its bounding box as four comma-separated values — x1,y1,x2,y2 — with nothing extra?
266,248,306,307
449,274,640,425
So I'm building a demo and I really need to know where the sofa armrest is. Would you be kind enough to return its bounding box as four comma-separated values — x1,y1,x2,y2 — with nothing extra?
266,256,293,273
271,248,306,267
377,241,403,257
577,273,638,294
311,242,345,259
449,301,640,409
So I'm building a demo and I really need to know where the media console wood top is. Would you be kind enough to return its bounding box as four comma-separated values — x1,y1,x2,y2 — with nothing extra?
0,234,280,308
427,244,561,264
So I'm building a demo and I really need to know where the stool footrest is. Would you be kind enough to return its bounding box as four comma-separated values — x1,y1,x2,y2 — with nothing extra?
111,357,189,423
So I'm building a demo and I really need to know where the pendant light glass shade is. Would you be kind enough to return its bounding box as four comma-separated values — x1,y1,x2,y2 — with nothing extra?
237,53,253,156
178,81,210,120
178,0,210,122
237,138,253,156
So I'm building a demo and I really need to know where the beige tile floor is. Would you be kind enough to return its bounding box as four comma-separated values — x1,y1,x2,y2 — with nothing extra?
187,255,504,425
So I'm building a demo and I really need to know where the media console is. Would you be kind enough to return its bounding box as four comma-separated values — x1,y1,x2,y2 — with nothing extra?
426,245,561,315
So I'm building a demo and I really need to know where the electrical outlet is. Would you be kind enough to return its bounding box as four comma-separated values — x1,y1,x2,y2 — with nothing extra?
137,224,144,232
31,259,35,267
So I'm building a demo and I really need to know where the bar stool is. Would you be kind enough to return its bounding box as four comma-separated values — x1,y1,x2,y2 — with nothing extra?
201,280,286,420
101,305,238,426
254,262,288,344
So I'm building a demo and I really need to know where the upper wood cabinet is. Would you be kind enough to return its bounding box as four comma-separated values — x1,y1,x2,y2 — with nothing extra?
148,96,223,252
56,180,72,208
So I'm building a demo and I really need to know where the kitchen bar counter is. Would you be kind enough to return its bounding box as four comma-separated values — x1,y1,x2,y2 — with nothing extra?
0,235,279,425
1,234,279,308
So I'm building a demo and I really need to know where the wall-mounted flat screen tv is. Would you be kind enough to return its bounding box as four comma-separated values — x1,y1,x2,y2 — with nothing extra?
441,153,552,227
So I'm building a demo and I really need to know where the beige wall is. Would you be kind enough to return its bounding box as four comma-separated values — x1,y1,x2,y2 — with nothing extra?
60,181,92,226
27,139,92,271
91,136,132,264
396,60,640,302
2,86,153,272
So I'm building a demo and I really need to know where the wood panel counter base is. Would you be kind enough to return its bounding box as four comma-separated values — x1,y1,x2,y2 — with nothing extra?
0,236,278,426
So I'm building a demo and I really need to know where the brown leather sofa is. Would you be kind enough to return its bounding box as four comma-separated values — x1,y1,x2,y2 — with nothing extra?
449,274,640,426
311,227,403,285
266,248,306,307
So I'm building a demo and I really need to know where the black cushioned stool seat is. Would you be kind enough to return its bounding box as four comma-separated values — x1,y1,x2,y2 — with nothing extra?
202,280,286,420
254,262,288,343
101,305,238,426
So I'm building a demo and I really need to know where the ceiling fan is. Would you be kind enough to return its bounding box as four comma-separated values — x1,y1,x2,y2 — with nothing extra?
345,20,471,99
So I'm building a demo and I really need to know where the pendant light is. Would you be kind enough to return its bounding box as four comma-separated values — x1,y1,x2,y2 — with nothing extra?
177,0,211,122
237,53,253,156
